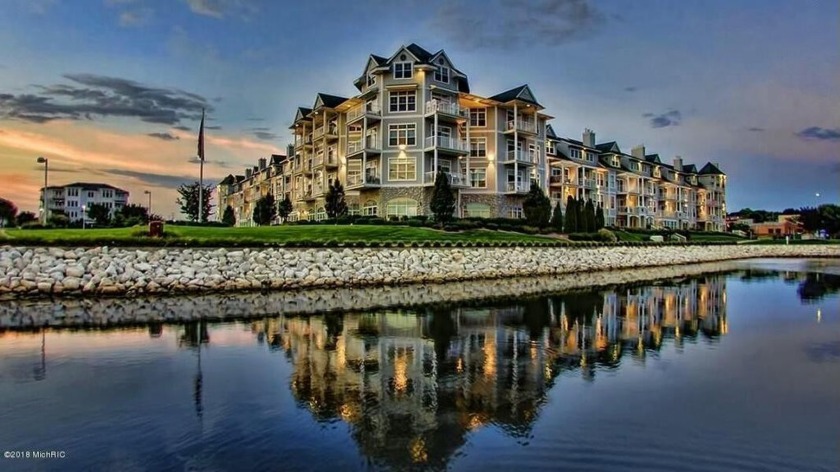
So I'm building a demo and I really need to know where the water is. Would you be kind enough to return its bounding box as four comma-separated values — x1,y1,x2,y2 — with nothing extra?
0,259,838,471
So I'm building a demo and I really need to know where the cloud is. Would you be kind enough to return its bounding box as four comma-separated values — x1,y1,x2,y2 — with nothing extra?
747,127,765,132
431,0,605,50
184,0,259,19
205,125,222,130
102,168,197,188
0,74,211,125
173,125,192,131
119,8,153,27
795,126,840,142
147,132,180,141
253,131,277,141
186,156,230,167
624,86,638,92
645,109,682,128
17,0,56,14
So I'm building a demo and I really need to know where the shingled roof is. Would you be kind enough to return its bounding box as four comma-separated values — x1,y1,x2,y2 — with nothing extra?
488,85,542,108
699,162,725,175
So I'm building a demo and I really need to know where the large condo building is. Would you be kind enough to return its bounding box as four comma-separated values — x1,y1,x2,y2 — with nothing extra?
218,44,726,231
39,182,129,223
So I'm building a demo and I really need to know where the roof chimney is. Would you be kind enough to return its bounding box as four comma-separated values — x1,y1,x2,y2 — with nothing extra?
583,128,595,148
245,168,252,179
673,156,683,171
258,158,267,170
631,144,646,159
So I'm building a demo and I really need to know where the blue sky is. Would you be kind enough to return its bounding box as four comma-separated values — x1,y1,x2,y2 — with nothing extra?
0,0,838,217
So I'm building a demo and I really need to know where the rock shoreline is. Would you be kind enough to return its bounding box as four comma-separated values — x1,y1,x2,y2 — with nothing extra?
0,260,782,329
1,244,839,300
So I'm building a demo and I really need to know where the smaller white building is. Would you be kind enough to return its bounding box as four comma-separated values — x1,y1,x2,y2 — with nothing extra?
40,183,129,223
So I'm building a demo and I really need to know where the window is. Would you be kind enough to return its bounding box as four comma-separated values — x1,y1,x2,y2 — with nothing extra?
367,73,376,87
388,156,416,181
570,148,581,159
67,188,79,197
546,140,555,155
470,137,486,158
362,200,378,216
434,65,450,83
393,62,412,79
508,206,524,219
587,151,598,162
469,168,486,188
389,91,416,112
386,198,418,217
469,108,486,127
87,191,95,198
436,125,451,138
348,203,360,216
465,203,491,218
388,124,416,147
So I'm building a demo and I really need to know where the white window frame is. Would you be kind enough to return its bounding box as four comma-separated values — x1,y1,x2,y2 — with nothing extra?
388,156,416,181
570,148,581,159
393,62,413,79
434,64,450,83
367,73,376,87
389,91,416,113
388,123,416,147
362,200,378,216
469,168,487,188
469,108,486,127
508,206,524,219
465,203,491,218
469,137,486,158
386,198,418,218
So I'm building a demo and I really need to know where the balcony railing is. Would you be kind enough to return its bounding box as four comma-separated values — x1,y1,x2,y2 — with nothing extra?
424,135,469,152
347,136,380,154
313,126,325,138
505,120,537,134
578,178,596,189
424,100,468,118
549,175,566,185
347,173,381,187
504,150,535,164
506,182,530,193
346,103,381,122
313,153,338,167
424,171,467,186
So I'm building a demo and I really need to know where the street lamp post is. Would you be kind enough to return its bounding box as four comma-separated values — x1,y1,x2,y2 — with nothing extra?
82,205,87,230
144,190,152,218
36,157,48,224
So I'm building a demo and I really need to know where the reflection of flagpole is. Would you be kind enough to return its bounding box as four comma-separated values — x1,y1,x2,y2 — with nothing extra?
195,341,203,421
197,109,205,223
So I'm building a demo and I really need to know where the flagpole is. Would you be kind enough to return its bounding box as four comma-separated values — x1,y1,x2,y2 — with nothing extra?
198,108,205,223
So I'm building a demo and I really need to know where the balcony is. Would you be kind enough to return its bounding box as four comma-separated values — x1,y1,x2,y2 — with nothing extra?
502,150,536,165
504,120,538,135
313,126,325,139
424,136,469,154
577,178,596,189
347,136,381,157
504,182,531,194
313,153,339,169
423,171,468,187
549,175,568,186
346,103,381,124
346,173,381,189
424,100,468,120
294,136,313,149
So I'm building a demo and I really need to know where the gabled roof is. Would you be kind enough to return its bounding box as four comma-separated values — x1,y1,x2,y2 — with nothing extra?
682,164,698,173
371,54,387,66
488,84,542,108
645,154,661,164
596,141,621,153
219,174,235,185
546,124,558,139
314,93,348,110
269,154,287,165
405,43,434,63
699,162,725,175
294,107,312,122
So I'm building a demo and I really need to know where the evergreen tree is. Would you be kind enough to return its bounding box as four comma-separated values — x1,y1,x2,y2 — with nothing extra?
252,193,276,226
222,205,236,226
584,199,596,232
87,203,111,226
0,198,18,227
278,196,293,223
523,184,551,227
564,196,578,233
325,179,348,219
595,204,605,230
551,202,564,232
176,182,214,222
575,197,585,232
430,170,456,223
16,211,37,226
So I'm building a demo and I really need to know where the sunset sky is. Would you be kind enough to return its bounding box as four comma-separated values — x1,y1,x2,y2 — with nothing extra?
1,0,837,218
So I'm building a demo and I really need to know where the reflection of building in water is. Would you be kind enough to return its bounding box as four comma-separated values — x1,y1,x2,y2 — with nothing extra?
247,275,728,469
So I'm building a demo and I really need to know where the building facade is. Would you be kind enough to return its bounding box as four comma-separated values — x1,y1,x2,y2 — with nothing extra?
39,183,129,223
218,44,726,231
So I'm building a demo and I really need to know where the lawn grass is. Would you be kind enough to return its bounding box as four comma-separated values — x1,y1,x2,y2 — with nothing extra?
0,224,558,247
744,238,840,245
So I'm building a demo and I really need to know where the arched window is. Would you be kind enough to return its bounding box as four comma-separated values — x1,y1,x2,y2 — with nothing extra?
465,203,491,218
362,200,378,216
348,202,360,216
314,207,327,221
386,198,418,218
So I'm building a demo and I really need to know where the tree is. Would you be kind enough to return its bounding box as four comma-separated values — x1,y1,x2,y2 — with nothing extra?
583,199,596,232
252,193,276,226
278,196,293,223
325,179,348,219
0,198,18,227
48,210,69,228
176,182,214,222
16,211,37,226
595,204,606,230
222,205,236,227
87,203,111,226
564,196,578,233
551,202,563,232
117,204,149,226
523,184,551,227
430,170,456,223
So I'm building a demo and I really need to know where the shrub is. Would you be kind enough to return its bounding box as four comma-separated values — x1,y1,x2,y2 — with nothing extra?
597,228,618,243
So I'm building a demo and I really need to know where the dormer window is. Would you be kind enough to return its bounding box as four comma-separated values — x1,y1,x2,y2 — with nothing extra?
570,148,581,159
366,73,376,87
394,61,412,79
434,58,450,83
